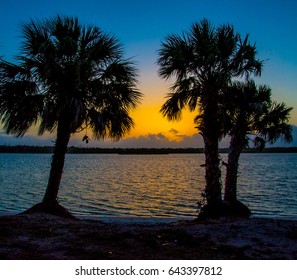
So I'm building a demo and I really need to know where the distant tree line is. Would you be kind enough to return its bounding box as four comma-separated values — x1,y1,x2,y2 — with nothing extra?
0,145,296,154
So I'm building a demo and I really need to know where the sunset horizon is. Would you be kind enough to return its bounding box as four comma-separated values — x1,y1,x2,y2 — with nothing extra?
1,0,296,148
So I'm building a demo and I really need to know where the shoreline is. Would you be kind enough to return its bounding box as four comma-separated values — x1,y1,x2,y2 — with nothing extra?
1,145,297,154
2,210,297,224
1,213,297,260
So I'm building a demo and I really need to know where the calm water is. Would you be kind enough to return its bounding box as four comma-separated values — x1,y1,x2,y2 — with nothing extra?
0,153,297,221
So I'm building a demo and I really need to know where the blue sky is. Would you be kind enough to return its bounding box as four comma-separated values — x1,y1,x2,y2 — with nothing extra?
0,0,296,147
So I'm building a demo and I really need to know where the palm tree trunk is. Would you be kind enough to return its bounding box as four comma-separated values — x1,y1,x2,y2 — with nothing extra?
222,134,251,218
203,135,222,205
43,119,71,206
197,91,224,220
202,93,222,206
224,135,243,202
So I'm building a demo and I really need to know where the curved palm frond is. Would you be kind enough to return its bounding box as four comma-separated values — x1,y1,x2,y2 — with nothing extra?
0,61,44,136
85,58,141,140
258,101,293,144
157,34,192,81
160,93,185,121
230,35,263,78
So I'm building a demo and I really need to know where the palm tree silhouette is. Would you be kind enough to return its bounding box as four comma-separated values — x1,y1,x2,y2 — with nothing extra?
0,15,142,216
157,19,262,218
224,80,292,207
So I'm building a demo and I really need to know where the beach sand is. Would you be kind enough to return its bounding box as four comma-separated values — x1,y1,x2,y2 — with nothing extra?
0,213,297,260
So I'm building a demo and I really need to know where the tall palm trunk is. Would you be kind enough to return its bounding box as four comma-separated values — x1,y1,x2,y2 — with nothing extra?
43,119,71,206
222,132,251,218
224,135,244,202
202,93,222,206
203,135,222,204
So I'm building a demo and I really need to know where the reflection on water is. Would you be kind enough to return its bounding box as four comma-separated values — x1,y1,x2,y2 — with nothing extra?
56,154,205,218
0,153,297,220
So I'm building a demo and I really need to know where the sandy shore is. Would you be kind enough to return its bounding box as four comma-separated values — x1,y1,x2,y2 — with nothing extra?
0,213,297,259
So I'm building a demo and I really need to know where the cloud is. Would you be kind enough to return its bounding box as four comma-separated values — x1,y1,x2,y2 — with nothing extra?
169,128,179,135
0,133,56,146
73,133,205,148
1,125,297,149
120,133,204,148
168,128,188,141
57,132,205,149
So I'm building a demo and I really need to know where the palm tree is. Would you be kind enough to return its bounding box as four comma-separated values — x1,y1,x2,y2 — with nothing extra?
223,80,292,212
157,19,262,218
0,15,141,216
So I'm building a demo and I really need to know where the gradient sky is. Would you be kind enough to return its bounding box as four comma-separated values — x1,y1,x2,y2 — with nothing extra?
0,0,296,148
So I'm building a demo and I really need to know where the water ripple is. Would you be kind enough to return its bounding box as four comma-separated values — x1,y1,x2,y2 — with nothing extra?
0,153,297,220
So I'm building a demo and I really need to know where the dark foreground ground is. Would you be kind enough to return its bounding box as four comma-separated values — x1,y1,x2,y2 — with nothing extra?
0,213,297,259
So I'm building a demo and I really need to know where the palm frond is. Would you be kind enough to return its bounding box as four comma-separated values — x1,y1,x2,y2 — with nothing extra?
160,94,184,121
253,136,266,151
258,101,293,144
157,34,192,81
0,89,43,136
0,60,44,136
230,37,263,78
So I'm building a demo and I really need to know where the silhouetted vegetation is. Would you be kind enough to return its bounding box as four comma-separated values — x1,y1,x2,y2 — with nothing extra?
0,15,141,216
158,19,263,219
1,145,296,154
223,80,292,207
0,145,54,153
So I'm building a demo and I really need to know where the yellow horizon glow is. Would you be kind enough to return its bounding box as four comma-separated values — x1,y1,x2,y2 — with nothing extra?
129,103,198,141
125,71,201,141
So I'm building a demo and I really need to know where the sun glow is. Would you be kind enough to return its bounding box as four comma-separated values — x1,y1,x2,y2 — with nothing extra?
129,104,198,141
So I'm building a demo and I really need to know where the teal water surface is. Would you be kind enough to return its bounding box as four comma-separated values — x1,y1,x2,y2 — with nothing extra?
0,153,296,220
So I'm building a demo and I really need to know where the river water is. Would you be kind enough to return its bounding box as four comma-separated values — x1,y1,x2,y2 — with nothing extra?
0,153,296,221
